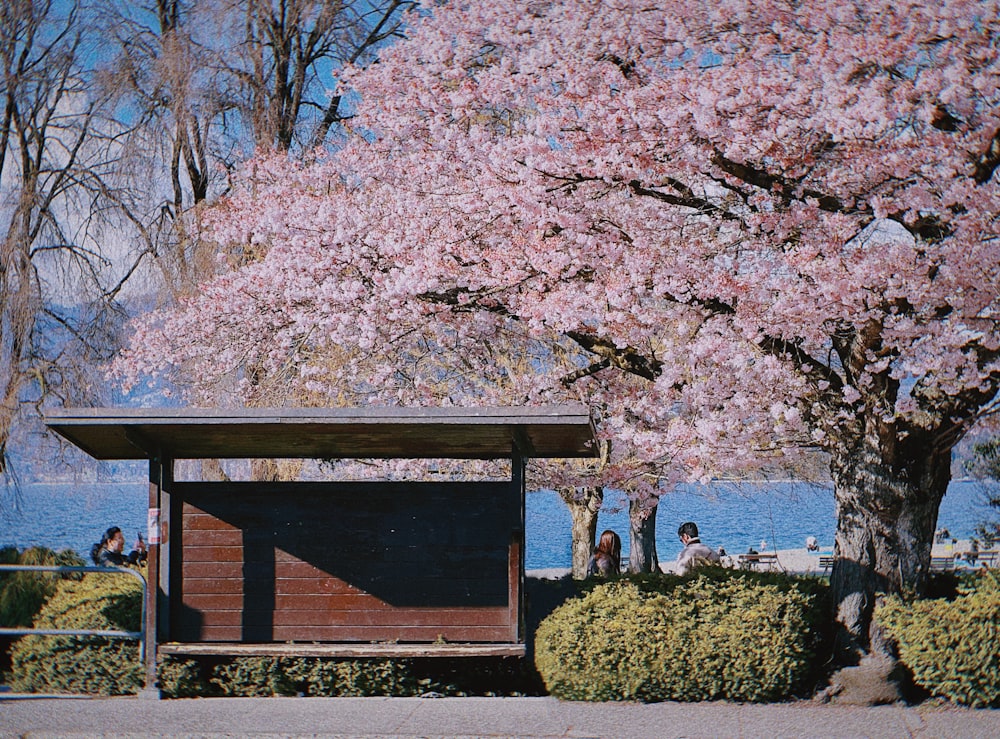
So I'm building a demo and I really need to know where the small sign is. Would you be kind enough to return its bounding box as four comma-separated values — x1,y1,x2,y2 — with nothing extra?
147,508,161,544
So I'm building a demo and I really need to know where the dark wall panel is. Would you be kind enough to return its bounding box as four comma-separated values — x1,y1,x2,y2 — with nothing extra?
171,481,521,644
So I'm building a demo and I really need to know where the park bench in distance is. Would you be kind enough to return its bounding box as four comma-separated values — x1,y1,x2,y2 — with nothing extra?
737,552,778,571
930,555,957,571
952,549,999,568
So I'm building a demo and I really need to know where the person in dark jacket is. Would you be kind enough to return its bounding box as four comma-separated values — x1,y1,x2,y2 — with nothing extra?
91,526,146,567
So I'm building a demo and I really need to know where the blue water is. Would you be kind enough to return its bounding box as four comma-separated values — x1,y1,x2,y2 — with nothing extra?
527,481,997,567
2,480,996,568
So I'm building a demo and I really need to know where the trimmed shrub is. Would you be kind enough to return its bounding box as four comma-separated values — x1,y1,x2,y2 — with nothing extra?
283,657,421,696
209,656,295,697
162,654,538,698
208,656,421,697
9,570,143,695
158,656,211,698
0,546,85,627
877,569,1000,708
534,570,829,702
1,546,87,678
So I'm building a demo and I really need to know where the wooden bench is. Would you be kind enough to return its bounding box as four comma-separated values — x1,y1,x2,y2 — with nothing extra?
930,555,957,571
818,555,834,574
955,549,999,568
737,553,778,571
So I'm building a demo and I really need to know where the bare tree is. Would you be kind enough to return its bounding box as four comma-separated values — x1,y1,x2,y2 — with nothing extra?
99,0,413,300
0,0,147,475
0,0,414,484
225,0,413,152
100,0,225,297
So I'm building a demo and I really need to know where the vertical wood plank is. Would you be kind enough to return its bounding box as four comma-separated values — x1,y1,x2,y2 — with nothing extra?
158,482,170,640
168,484,184,641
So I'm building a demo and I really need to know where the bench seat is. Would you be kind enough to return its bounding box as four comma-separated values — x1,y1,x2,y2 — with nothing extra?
158,642,525,658
737,553,778,571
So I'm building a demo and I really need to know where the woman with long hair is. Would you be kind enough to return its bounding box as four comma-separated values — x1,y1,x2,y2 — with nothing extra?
587,529,621,576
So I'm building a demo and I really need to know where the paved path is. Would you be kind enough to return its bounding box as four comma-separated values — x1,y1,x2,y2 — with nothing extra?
2,694,999,738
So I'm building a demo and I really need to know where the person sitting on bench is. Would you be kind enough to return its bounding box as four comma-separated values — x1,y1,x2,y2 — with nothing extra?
676,521,720,576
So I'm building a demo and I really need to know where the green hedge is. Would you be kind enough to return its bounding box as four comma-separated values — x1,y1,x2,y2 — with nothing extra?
9,570,144,695
11,563,836,700
204,656,421,697
8,560,532,697
158,656,210,698
0,546,85,628
877,569,1000,708
158,655,534,698
534,570,829,702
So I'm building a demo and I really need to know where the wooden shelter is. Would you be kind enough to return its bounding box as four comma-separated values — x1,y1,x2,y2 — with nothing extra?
45,406,595,686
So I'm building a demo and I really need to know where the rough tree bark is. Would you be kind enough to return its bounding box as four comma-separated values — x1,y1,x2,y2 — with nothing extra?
628,497,659,574
558,486,603,579
829,426,951,664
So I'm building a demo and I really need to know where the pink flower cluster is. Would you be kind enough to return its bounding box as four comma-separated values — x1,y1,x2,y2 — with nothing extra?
112,0,1000,497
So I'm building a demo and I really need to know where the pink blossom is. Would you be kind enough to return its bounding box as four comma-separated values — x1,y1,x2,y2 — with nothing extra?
111,0,1000,501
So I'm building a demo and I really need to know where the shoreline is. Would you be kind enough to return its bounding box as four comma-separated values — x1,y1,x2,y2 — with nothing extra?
528,539,982,579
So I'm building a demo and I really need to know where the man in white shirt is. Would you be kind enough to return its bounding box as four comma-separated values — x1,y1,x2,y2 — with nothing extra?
676,521,721,576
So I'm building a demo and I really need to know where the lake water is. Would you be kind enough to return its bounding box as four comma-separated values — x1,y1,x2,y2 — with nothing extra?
2,479,996,568
527,480,996,566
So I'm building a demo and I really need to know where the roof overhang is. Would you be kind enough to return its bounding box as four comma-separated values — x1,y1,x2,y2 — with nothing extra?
44,406,597,461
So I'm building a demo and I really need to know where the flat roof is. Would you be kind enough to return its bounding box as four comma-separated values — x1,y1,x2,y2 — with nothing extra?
44,406,596,461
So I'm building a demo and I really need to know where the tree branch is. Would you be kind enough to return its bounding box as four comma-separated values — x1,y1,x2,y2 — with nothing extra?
310,0,415,149
559,358,612,387
711,150,848,213
627,178,739,219
758,335,845,393
973,127,1000,185
564,331,662,381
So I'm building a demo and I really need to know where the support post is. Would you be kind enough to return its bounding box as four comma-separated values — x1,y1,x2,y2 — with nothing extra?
511,446,526,643
140,455,170,699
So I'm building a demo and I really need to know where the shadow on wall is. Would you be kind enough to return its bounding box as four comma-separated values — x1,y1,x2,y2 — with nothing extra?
523,575,580,661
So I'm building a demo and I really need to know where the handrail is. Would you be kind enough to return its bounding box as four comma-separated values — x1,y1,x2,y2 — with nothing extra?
0,564,147,662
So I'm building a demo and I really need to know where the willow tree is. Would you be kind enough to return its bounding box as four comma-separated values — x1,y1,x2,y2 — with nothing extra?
103,0,414,295
1,0,145,475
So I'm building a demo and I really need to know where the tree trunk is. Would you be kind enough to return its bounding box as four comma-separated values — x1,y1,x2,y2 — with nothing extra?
200,458,230,481
628,496,659,574
829,433,951,664
558,486,603,579
250,458,303,482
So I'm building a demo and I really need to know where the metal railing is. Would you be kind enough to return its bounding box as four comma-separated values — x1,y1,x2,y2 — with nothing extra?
0,564,147,661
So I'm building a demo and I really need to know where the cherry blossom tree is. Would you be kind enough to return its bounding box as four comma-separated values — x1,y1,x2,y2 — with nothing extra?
115,0,1000,668
100,0,412,482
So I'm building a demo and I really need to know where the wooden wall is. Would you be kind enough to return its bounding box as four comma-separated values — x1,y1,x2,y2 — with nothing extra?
168,481,522,644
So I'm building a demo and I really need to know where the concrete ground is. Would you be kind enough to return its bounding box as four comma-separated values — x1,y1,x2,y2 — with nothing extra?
2,694,999,739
